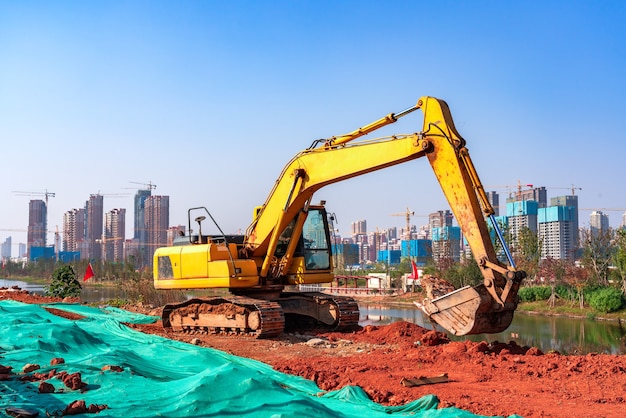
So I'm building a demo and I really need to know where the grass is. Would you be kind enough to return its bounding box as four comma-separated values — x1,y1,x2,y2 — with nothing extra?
516,299,626,321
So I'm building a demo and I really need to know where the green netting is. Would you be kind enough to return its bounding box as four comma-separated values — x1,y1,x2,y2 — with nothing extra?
0,301,519,417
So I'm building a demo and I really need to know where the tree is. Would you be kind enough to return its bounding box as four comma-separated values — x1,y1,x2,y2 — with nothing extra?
614,229,626,295
580,227,615,286
444,256,483,289
45,265,82,298
514,226,542,283
537,257,569,308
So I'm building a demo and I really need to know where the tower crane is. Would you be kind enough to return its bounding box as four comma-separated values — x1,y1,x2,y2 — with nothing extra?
545,184,582,195
391,208,415,240
129,181,157,191
486,180,533,200
12,189,56,207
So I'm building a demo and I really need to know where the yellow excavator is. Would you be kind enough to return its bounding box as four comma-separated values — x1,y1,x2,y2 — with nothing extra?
153,96,525,338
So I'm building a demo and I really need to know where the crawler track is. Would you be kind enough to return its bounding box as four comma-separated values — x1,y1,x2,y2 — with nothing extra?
162,296,285,338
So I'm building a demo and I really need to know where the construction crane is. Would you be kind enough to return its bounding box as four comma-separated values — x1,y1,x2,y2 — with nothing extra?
545,184,582,195
486,181,533,200
93,191,132,199
129,181,157,191
391,208,415,240
13,189,56,207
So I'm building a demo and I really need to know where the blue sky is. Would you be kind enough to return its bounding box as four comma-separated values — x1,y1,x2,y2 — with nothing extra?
1,1,625,251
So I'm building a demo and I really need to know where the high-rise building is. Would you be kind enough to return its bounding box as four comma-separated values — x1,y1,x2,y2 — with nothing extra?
104,208,126,262
428,210,458,261
589,211,609,236
507,186,547,208
27,199,47,259
550,195,579,251
351,220,367,235
85,194,104,260
63,208,86,252
538,205,577,260
486,191,500,216
167,225,186,246
134,189,151,243
126,189,152,267
1,236,11,260
145,195,169,262
428,210,453,229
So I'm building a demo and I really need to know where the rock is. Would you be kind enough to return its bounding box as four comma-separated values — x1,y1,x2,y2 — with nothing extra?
191,338,201,345
419,330,451,347
101,365,124,372
22,364,40,373
0,365,12,374
50,358,65,365
305,338,326,347
57,371,87,390
526,347,544,356
62,400,108,415
38,381,55,393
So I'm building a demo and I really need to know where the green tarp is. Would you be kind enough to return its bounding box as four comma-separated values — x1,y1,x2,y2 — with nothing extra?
0,301,516,417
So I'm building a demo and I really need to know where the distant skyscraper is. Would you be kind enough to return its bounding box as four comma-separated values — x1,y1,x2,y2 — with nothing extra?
351,220,367,235
18,243,26,258
63,208,86,252
507,186,547,208
27,199,47,259
486,191,500,216
104,208,126,262
539,203,577,260
1,236,11,260
428,210,453,229
134,189,152,243
145,195,169,262
85,194,104,260
550,195,579,250
589,211,609,236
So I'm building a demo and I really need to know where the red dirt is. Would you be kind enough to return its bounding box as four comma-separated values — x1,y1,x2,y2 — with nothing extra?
4,289,626,417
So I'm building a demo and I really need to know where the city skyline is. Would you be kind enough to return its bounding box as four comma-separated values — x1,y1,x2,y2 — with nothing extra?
2,185,625,261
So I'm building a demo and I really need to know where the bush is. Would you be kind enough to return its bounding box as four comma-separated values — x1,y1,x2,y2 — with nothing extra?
555,284,576,301
588,287,624,313
518,286,552,302
518,287,536,302
534,286,552,301
45,266,82,298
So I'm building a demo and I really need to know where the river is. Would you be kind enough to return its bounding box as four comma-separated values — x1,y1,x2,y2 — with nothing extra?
3,279,625,355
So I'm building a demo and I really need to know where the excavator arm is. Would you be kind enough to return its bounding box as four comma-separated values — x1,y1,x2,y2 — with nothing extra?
244,96,525,335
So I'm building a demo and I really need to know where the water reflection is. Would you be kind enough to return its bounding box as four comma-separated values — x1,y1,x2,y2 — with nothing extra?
360,303,626,355
0,279,46,293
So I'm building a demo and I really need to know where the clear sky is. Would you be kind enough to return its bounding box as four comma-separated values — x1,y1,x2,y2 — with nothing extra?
1,1,625,252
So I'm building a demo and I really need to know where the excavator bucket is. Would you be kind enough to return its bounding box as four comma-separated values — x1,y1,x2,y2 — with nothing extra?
418,284,517,336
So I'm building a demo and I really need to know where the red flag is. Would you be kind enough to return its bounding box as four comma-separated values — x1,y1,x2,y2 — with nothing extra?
409,260,419,279
83,263,94,281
